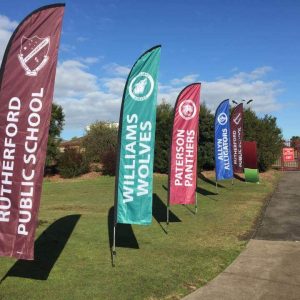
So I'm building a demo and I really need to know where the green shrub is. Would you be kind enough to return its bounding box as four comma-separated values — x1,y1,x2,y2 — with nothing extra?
244,109,283,171
198,104,215,172
82,121,118,163
46,103,65,170
154,102,173,173
101,148,117,176
58,147,89,178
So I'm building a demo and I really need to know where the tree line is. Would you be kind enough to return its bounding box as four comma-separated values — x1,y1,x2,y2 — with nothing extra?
154,102,283,173
47,102,283,177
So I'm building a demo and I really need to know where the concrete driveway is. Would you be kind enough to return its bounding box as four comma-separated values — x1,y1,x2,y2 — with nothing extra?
183,172,300,300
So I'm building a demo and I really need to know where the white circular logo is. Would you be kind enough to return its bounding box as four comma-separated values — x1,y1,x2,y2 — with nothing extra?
129,72,154,101
178,100,196,120
218,112,228,125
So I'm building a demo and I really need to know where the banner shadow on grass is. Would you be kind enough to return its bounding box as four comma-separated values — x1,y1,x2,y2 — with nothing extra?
234,173,245,182
199,173,225,188
108,207,139,249
196,186,218,196
1,214,81,282
153,193,181,234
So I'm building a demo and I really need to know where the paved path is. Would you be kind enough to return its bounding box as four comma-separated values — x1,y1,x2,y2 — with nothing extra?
256,172,300,241
183,172,300,300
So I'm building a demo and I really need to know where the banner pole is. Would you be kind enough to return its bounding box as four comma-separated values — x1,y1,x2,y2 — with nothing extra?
167,205,169,225
195,188,198,214
112,224,116,267
231,179,234,185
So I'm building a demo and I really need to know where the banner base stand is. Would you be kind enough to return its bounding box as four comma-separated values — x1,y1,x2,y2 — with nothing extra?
112,225,116,267
195,189,198,214
112,250,116,267
166,205,169,225
166,205,169,233
215,181,219,194
244,168,259,183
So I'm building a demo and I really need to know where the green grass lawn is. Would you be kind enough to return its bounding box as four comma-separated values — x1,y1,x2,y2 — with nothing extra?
0,171,279,300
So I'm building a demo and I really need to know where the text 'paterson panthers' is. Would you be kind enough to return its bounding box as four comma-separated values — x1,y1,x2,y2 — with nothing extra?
174,129,195,187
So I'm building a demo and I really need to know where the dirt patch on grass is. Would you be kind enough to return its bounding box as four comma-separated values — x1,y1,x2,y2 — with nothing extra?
37,219,49,227
44,171,101,182
201,170,215,178
51,205,92,212
259,169,278,181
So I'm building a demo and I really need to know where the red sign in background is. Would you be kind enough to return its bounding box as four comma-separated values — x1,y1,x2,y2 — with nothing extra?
243,141,258,169
282,148,295,162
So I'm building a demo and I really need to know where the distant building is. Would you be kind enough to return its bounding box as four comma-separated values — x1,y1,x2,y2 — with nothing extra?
106,122,119,128
86,122,118,132
59,137,84,153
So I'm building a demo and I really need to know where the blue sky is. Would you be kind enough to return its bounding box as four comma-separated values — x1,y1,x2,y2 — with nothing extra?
0,0,299,139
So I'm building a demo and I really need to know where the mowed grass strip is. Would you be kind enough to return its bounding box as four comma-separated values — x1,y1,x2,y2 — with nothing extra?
0,171,280,300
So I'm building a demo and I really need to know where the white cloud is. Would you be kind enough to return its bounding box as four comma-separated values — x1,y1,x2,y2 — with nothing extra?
0,17,281,136
0,15,17,30
56,91,121,129
60,43,76,53
76,36,88,42
102,77,126,95
0,15,18,62
79,56,101,64
54,64,281,136
170,74,199,85
248,66,273,79
158,84,181,104
103,63,130,77
0,15,122,135
54,59,124,132
55,60,99,98
201,67,281,113
159,67,282,114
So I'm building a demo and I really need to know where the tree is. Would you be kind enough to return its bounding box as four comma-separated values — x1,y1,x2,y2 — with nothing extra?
46,103,65,169
256,115,283,171
154,101,173,173
198,103,214,171
243,108,283,171
291,136,300,149
82,121,118,175
243,108,261,140
58,146,89,178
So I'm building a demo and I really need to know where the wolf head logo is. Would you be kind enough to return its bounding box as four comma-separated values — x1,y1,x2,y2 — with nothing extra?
133,78,148,95
129,72,154,101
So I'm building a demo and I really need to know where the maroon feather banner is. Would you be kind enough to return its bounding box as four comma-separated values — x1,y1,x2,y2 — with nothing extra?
0,4,65,260
230,103,244,173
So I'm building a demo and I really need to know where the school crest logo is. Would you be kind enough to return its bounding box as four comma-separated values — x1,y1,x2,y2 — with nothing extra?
129,72,154,101
18,35,50,76
233,113,242,125
179,99,196,120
